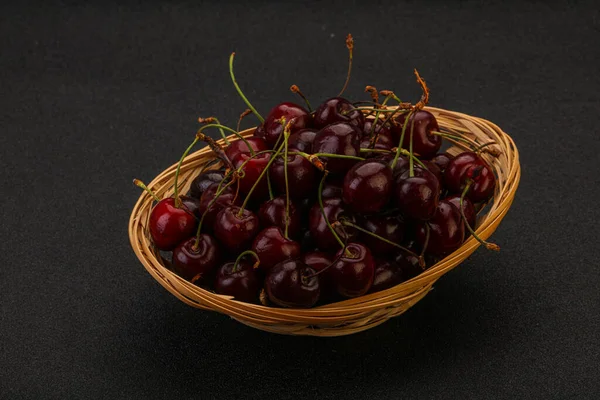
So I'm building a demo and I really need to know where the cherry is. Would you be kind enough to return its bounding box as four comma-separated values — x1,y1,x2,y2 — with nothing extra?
189,170,225,199
148,198,198,251
392,110,442,159
213,206,260,252
270,153,316,199
179,196,202,219
265,260,320,308
313,97,365,129
358,214,405,255
394,250,425,280
198,182,241,231
430,152,453,172
258,196,302,238
233,152,271,200
309,197,357,250
302,251,335,300
330,242,375,297
224,137,268,163
444,151,496,202
172,234,220,282
416,200,465,257
289,128,317,153
393,167,440,221
369,259,404,293
261,102,312,147
420,160,443,184
342,159,393,213
252,226,301,272
388,154,410,177
361,119,392,139
214,259,261,303
359,131,394,158
445,194,476,231
312,122,361,174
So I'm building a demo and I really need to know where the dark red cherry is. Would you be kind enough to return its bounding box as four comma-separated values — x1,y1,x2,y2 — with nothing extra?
198,182,241,231
252,226,301,272
224,137,268,163
172,234,220,282
444,152,496,203
359,131,394,158
369,259,404,293
289,128,317,153
362,119,392,139
331,243,375,297
420,160,443,184
253,124,266,139
262,102,312,147
381,154,410,177
302,251,335,300
314,97,365,129
358,214,404,255
179,196,202,219
312,122,361,174
189,170,225,199
430,152,454,172
416,200,465,257
342,159,393,213
149,198,198,251
445,194,476,230
233,152,271,200
265,260,320,308
393,168,440,220
214,206,260,252
392,110,442,159
308,197,357,250
214,260,261,303
270,153,316,198
394,250,425,280
258,196,302,238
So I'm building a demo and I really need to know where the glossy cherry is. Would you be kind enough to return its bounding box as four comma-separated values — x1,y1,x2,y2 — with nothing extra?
270,153,316,198
445,194,476,230
213,206,260,252
361,119,392,139
252,226,301,272
420,160,443,184
393,168,440,221
309,197,357,250
359,131,394,158
172,234,220,282
342,159,393,213
313,97,365,129
358,214,405,254
330,242,375,297
394,250,425,280
149,198,198,251
369,259,404,293
444,151,496,202
261,102,312,147
214,260,261,303
312,122,361,174
189,170,225,199
302,251,335,300
258,196,302,238
233,152,271,200
198,182,241,230
392,110,442,159
265,260,320,308
224,137,268,163
416,200,465,257
289,128,317,153
430,152,453,172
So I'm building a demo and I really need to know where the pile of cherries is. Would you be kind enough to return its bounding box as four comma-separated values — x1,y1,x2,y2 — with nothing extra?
135,35,499,308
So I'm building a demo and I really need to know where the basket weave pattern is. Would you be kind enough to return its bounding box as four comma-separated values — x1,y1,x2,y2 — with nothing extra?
128,107,520,336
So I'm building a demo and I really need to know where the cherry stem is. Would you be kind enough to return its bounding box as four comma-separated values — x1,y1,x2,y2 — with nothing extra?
390,108,416,170
317,171,350,255
364,85,379,107
369,107,410,149
419,224,430,269
267,167,274,200
337,33,354,97
414,69,430,110
304,251,346,280
293,152,365,162
233,250,260,272
359,148,393,154
337,218,421,260
283,130,291,239
229,52,264,124
199,117,229,145
133,179,160,202
203,122,256,157
195,129,235,171
409,118,416,177
290,85,312,112
369,94,393,138
237,109,252,135
173,136,200,207
460,181,500,251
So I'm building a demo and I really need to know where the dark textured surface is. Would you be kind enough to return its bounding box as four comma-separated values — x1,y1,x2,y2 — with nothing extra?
1,1,600,399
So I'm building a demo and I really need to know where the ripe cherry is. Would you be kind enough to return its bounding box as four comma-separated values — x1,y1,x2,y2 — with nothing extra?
369,259,404,293
312,122,361,174
213,206,260,252
358,214,405,255
172,234,220,282
330,242,375,297
393,168,441,221
198,182,241,231
444,151,496,203
233,152,271,200
392,110,442,159
309,197,357,250
258,196,302,238
416,200,465,257
270,152,316,198
342,159,393,213
445,194,476,231
361,119,391,139
252,226,301,272
430,152,454,172
214,255,261,303
261,102,312,147
302,251,335,301
359,131,394,158
148,198,198,251
289,128,317,153
265,260,320,308
189,170,225,199
224,137,268,163
313,97,365,129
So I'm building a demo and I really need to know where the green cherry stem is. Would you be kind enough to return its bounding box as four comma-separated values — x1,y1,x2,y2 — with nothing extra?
460,180,500,251
173,136,200,207
283,129,291,239
133,179,160,202
193,173,236,249
290,85,312,112
390,108,416,171
229,52,264,123
409,118,416,177
337,34,354,97
199,117,229,145
233,250,261,272
201,123,256,157
317,171,350,255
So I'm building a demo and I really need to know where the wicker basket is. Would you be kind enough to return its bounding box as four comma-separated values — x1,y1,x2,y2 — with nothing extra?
128,106,520,336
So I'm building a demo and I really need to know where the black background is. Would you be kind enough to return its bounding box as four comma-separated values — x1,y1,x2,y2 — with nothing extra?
2,1,599,399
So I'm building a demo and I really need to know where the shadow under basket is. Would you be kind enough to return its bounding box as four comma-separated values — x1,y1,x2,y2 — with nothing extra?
128,107,521,337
